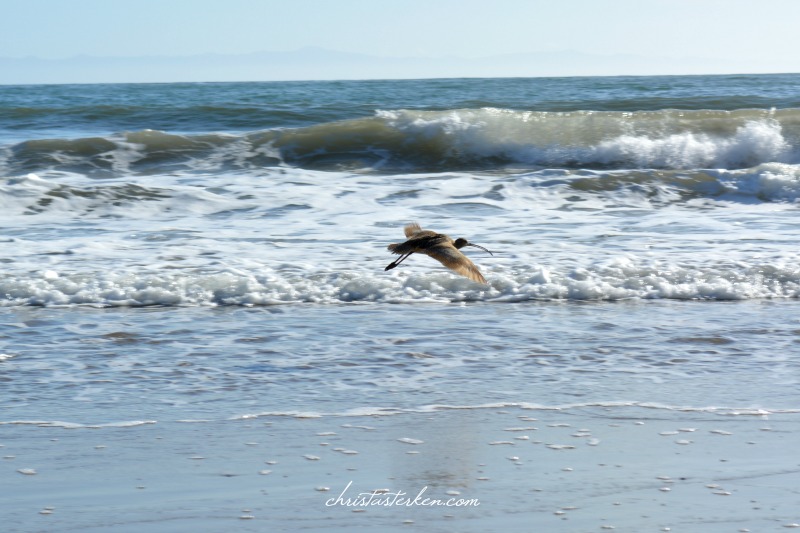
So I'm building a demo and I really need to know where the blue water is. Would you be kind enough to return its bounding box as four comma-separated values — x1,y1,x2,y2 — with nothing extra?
4,74,800,142
2,75,800,532
2,73,800,413
3,300,799,426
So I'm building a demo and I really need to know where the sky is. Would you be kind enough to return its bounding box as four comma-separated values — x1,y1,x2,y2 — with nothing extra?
2,0,800,82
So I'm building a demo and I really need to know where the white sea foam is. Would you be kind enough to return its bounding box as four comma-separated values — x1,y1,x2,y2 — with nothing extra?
1,258,798,307
377,108,800,170
0,420,157,429
0,404,791,433
3,162,800,310
594,120,790,169
168,403,800,424
716,163,800,200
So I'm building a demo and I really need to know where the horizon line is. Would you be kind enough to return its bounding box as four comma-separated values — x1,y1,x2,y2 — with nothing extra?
2,71,799,88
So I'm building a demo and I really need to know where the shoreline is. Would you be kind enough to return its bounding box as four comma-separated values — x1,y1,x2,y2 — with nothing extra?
4,405,799,532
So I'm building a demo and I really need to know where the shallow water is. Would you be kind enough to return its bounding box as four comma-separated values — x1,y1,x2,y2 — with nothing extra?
3,300,798,428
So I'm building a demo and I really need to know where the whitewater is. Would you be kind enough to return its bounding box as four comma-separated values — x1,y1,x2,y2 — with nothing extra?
2,76,800,306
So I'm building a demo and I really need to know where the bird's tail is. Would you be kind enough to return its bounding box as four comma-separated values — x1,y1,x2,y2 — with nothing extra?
388,242,420,255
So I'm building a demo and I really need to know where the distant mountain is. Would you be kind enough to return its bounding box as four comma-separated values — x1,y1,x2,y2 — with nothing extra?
0,47,785,85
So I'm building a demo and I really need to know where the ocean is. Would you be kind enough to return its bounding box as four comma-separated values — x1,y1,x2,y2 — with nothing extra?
2,75,800,532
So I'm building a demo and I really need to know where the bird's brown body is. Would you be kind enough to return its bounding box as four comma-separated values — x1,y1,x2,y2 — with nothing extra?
385,223,492,284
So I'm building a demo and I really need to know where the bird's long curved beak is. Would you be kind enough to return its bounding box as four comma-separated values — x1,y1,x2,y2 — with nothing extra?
467,243,494,256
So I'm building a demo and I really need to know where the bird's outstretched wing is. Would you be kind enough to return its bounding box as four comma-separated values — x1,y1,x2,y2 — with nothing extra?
388,233,442,255
425,243,487,284
404,223,423,238
388,223,438,254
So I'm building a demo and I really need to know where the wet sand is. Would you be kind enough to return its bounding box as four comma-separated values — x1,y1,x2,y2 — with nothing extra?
3,405,800,532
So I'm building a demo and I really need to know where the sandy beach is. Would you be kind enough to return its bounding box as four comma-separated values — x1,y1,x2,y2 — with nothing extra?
4,404,799,532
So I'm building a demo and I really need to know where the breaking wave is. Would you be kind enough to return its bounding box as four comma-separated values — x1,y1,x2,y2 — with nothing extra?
2,107,800,176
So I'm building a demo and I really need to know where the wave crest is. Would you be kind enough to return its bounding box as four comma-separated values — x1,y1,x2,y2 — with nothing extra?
2,108,800,175
375,108,798,170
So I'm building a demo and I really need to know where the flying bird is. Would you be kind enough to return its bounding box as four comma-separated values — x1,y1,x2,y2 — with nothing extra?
384,223,493,284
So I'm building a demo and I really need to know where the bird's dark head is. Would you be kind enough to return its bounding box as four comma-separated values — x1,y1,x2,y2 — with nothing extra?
454,238,493,256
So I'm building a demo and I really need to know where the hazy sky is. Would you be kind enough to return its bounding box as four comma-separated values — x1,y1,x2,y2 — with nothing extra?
2,0,800,80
